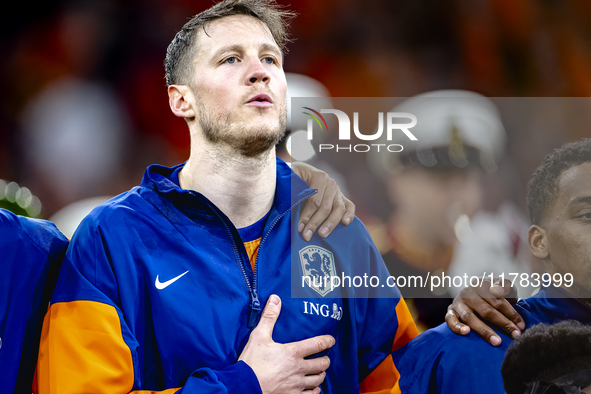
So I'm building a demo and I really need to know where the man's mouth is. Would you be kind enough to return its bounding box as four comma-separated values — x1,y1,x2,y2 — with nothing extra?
246,94,273,108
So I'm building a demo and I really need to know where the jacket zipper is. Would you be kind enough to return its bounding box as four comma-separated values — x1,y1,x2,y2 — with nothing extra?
250,190,318,328
219,213,261,328
189,189,317,329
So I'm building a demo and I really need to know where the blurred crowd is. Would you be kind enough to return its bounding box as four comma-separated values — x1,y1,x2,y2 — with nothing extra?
2,0,591,216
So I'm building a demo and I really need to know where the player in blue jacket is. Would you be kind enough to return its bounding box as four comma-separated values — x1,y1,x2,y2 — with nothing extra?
37,159,418,393
0,208,68,393
36,1,418,393
391,138,591,393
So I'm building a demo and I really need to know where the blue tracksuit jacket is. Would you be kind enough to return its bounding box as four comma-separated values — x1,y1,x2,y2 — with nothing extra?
37,158,417,393
391,285,591,393
0,209,68,394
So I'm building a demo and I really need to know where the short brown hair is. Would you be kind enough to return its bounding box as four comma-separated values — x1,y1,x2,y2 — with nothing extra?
164,0,295,87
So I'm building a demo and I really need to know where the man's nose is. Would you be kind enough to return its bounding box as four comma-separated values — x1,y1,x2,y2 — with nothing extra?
246,59,271,85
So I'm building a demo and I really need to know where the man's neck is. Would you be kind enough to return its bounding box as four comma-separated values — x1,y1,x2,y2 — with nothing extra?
179,137,276,229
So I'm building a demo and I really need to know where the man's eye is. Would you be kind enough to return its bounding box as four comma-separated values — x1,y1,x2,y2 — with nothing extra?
263,57,275,64
224,57,237,64
578,212,591,219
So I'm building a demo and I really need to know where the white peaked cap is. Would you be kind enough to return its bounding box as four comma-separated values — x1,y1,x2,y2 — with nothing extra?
371,90,506,175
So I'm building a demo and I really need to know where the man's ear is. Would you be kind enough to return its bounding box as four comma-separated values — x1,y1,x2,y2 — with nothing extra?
528,224,549,260
168,85,196,120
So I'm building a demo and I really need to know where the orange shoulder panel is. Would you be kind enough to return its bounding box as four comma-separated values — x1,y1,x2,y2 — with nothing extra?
36,300,135,393
359,297,418,394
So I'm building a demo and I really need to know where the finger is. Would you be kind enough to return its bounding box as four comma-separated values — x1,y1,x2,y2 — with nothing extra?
445,306,470,335
341,197,355,226
299,189,326,237
316,195,346,238
489,278,511,297
302,355,331,375
480,296,525,336
302,371,326,391
253,294,281,339
490,279,519,304
301,185,337,241
292,335,335,358
473,281,525,332
475,279,515,303
306,387,321,394
451,299,503,346
491,279,525,330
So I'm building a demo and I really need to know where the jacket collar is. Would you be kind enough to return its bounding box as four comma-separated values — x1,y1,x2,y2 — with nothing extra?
519,285,591,326
140,157,316,218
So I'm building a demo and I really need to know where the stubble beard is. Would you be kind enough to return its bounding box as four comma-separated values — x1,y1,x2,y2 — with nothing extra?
197,100,287,158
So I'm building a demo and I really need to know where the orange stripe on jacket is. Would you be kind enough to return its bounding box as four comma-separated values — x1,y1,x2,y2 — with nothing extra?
36,300,183,394
359,297,418,394
36,301,135,393
391,298,419,352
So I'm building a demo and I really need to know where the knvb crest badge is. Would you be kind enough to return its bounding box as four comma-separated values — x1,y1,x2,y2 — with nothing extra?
299,245,337,297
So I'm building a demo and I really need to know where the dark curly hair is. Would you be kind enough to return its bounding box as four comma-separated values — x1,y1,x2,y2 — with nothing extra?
527,139,591,225
164,0,295,87
501,320,591,394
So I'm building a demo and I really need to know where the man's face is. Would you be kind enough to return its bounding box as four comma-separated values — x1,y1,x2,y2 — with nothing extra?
542,162,591,295
189,14,287,157
389,168,481,245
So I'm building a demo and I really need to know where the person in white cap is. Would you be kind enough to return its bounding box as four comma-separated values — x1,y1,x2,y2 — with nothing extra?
371,90,533,331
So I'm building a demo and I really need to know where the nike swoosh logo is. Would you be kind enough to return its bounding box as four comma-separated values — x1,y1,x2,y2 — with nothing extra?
155,270,189,290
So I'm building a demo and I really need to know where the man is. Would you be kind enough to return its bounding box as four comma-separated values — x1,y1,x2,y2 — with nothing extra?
390,138,591,393
0,207,68,393
501,321,591,394
371,90,518,330
36,1,418,393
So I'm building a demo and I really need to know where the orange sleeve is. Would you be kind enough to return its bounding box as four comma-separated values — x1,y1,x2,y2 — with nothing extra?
359,298,418,394
35,301,180,394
